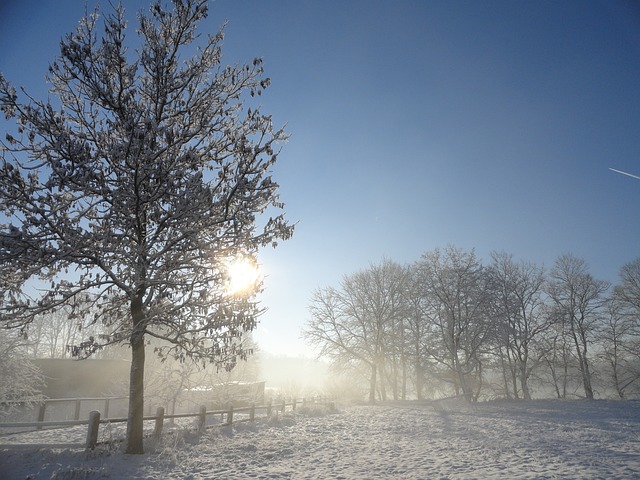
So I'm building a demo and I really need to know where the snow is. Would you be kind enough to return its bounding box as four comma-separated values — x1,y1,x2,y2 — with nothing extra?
2,399,640,479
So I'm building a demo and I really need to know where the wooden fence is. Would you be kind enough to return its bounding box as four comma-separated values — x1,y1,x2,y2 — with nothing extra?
36,396,129,426
0,396,335,450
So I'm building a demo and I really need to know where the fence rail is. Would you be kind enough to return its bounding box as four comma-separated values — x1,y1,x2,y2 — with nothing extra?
0,396,129,429
0,396,334,450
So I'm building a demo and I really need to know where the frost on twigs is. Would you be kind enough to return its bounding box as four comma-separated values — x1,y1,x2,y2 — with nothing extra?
0,0,293,454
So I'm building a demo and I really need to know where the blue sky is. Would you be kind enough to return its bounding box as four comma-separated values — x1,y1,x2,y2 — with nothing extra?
1,1,639,357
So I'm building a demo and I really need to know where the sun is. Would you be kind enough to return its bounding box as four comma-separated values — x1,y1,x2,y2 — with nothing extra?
225,257,261,295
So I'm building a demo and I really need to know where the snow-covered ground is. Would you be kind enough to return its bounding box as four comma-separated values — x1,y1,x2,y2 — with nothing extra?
2,398,640,479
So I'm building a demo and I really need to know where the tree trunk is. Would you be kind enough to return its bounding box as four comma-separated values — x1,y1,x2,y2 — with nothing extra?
453,353,470,400
401,349,407,401
378,361,387,401
504,348,518,399
390,354,399,401
126,335,145,453
415,369,423,400
519,347,532,400
520,369,531,400
126,299,146,454
368,363,377,404
472,361,483,402
609,357,625,399
581,357,594,400
400,321,406,401
498,349,512,399
546,354,562,399
414,335,423,400
571,326,594,400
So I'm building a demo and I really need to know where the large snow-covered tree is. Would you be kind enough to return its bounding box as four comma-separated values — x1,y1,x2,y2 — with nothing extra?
0,0,292,453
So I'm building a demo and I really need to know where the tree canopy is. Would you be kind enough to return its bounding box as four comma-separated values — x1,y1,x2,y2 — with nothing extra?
0,0,293,453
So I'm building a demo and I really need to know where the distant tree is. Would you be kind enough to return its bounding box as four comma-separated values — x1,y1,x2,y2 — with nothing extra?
305,286,373,397
414,246,490,400
0,0,292,453
599,258,640,398
615,258,640,326
25,308,80,358
144,342,203,418
25,302,110,359
485,252,549,399
598,298,640,399
304,259,407,403
537,322,562,398
546,255,609,399
403,266,431,400
144,333,261,417
368,260,408,400
0,329,44,418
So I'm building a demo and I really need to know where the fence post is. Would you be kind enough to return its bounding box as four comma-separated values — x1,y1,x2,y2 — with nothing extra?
198,405,207,432
292,398,297,411
249,403,255,422
227,405,234,425
281,399,286,413
36,402,46,430
267,399,272,417
85,410,100,450
74,399,82,421
104,399,110,419
154,406,165,440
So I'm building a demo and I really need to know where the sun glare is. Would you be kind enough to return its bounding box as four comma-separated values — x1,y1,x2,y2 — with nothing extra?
226,257,261,295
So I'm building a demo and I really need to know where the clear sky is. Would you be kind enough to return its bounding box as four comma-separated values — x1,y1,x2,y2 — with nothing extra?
1,0,639,358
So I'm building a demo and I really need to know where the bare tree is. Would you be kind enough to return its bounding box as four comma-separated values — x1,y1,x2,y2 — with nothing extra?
599,258,640,398
414,246,490,400
598,298,640,398
486,252,549,399
615,258,640,324
25,304,112,359
403,266,431,400
143,333,259,419
537,325,579,398
546,255,609,399
304,286,379,401
0,0,292,453
0,329,44,418
304,259,407,403
25,309,76,358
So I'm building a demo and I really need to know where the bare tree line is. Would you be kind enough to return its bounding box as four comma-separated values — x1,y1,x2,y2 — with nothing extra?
304,246,640,402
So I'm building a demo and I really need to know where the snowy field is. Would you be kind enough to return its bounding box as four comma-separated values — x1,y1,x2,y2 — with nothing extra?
2,398,640,479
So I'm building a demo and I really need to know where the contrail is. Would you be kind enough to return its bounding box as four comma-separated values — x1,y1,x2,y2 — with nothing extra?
609,167,640,180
